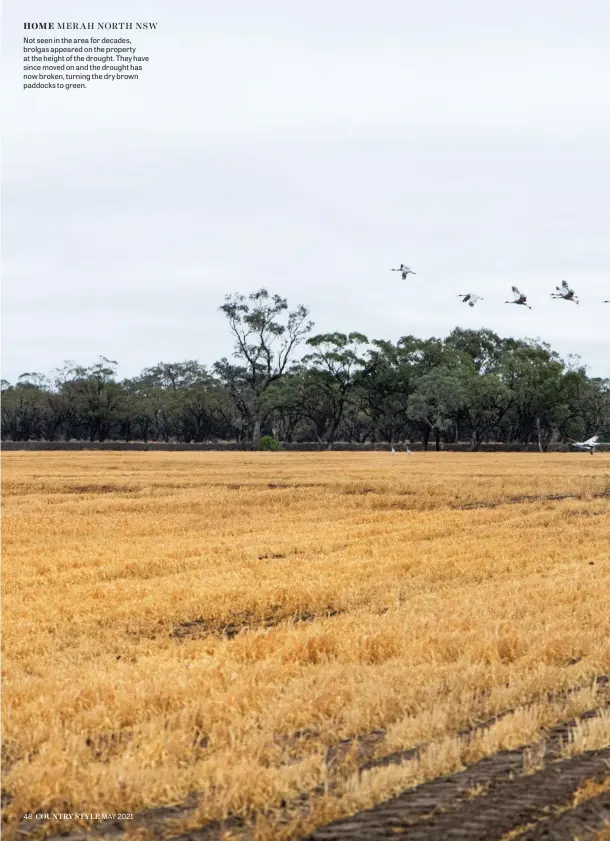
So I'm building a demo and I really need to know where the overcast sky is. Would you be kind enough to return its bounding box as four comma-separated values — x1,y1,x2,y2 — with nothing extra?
3,0,609,383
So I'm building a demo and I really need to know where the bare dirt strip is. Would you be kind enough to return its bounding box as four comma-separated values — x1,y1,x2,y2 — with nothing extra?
305,746,610,840
514,790,610,840
457,488,610,509
13,678,608,841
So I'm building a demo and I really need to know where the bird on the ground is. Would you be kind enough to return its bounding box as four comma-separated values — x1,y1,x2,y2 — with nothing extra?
458,293,484,307
391,264,416,280
407,448,413,455
391,447,396,454
551,280,579,304
505,286,531,309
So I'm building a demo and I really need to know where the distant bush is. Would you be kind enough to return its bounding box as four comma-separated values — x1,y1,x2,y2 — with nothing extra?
259,436,283,451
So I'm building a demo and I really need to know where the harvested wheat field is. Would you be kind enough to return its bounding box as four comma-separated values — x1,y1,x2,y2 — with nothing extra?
2,451,610,841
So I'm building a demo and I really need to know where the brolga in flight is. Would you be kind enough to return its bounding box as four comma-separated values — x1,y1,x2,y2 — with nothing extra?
551,280,579,304
505,286,532,309
568,435,601,455
458,293,484,307
391,264,416,280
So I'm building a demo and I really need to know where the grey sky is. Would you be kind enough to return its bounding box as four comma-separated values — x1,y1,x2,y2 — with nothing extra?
3,0,609,383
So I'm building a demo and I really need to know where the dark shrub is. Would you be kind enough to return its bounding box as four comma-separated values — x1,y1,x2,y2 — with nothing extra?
259,436,282,451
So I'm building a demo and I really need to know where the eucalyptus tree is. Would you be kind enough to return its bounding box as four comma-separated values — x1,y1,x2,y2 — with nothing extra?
457,368,513,450
0,374,48,440
215,289,313,449
445,327,505,374
58,356,124,442
407,367,467,450
296,332,371,449
500,343,566,450
356,338,419,444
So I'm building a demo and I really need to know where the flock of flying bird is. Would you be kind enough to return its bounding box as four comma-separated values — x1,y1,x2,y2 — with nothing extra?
389,263,607,455
390,265,610,309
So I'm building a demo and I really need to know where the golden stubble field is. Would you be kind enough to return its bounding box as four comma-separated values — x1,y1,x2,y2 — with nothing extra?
2,451,610,840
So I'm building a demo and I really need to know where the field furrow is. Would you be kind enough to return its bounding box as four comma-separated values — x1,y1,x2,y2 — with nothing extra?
306,712,610,840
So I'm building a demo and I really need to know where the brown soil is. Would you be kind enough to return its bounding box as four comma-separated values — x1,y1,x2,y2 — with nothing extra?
457,489,610,509
306,748,610,840
169,609,342,641
66,485,139,494
515,790,610,839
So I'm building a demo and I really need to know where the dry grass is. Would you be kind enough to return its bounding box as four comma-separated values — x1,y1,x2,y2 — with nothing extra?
560,707,610,758
2,451,610,840
571,775,610,807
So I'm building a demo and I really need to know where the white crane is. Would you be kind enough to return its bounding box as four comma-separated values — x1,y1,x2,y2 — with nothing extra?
568,435,601,455
391,264,416,280
505,286,532,309
551,280,579,304
458,293,484,307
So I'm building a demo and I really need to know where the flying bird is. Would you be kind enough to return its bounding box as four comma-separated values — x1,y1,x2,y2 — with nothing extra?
391,264,416,280
458,294,484,307
568,435,601,455
551,280,579,304
505,286,531,309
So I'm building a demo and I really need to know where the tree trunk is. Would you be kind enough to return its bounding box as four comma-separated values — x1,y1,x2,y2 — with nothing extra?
422,427,430,451
435,429,441,451
252,415,262,450
536,416,543,453
326,409,343,451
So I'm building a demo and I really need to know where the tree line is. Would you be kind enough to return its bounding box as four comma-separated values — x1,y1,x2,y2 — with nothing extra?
2,289,609,450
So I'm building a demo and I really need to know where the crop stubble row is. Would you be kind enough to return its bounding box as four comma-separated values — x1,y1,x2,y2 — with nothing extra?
15,680,609,841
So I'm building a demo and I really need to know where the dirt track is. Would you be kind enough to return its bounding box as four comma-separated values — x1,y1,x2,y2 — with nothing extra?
306,746,610,840
515,790,610,840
